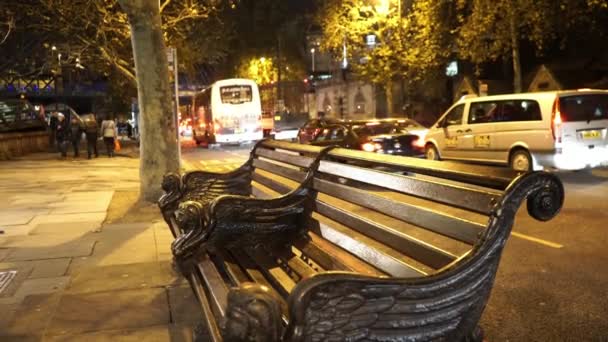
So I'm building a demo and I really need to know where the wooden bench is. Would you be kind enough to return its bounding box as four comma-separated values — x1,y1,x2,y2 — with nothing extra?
164,141,565,342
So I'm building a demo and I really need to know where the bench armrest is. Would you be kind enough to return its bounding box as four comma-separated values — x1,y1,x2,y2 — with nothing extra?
158,161,253,219
172,184,313,268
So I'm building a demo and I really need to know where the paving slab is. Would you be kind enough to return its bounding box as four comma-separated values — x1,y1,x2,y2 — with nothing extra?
44,325,173,342
168,286,203,324
10,194,65,207
5,239,96,262
0,209,49,226
67,262,171,294
0,224,36,236
0,248,12,261
47,288,170,336
0,276,69,305
89,226,158,266
29,258,71,279
0,259,70,280
28,212,107,227
29,221,102,237
0,293,62,340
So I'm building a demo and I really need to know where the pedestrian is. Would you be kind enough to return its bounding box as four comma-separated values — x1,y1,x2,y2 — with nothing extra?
55,113,68,159
69,116,83,158
83,114,99,159
100,115,117,157
49,111,58,151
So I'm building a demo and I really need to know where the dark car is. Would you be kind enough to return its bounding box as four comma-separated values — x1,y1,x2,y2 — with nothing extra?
297,117,341,143
0,99,46,133
309,120,428,156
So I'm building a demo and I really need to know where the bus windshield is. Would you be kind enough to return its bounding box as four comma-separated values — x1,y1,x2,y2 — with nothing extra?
220,85,252,104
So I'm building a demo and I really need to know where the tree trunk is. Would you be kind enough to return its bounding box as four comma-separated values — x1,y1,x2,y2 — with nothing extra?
385,79,394,117
509,14,522,93
118,0,180,202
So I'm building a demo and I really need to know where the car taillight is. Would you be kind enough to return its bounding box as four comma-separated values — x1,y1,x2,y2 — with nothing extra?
551,97,563,143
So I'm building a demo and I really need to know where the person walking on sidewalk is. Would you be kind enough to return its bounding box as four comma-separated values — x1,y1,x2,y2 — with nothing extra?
55,113,68,159
83,113,99,159
69,116,83,158
101,116,118,157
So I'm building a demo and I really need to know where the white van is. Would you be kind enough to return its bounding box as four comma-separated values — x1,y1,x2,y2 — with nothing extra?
424,89,608,171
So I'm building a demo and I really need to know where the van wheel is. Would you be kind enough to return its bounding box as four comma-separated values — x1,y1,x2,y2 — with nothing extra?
425,145,439,161
510,149,532,172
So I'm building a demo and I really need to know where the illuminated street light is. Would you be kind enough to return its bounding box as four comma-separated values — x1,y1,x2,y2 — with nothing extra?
260,57,266,63
51,45,57,51
310,48,316,73
375,0,390,15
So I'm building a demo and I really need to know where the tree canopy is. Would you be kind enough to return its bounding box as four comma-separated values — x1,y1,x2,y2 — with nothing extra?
1,0,231,86
318,0,453,114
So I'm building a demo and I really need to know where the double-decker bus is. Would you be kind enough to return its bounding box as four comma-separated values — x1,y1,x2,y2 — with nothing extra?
192,78,263,145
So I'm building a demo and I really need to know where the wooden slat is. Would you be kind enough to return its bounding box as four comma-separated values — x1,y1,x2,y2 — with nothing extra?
309,216,427,278
213,252,250,287
295,233,386,277
260,139,324,154
328,147,519,190
225,250,290,325
253,159,307,183
196,255,229,320
187,273,223,342
255,147,315,168
318,161,501,215
245,248,297,295
252,172,294,195
313,178,484,244
315,200,457,270
229,249,293,298
273,248,318,281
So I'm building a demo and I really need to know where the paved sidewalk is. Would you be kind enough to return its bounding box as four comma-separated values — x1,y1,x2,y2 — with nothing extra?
0,153,200,341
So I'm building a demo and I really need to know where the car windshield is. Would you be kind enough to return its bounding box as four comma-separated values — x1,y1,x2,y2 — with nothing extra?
220,85,252,104
559,94,608,122
352,123,402,137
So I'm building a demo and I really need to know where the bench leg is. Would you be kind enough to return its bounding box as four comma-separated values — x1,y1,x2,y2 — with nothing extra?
193,322,212,342
222,283,283,342
462,325,484,342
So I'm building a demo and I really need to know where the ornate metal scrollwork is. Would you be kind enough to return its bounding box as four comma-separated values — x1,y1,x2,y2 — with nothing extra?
222,283,283,342
283,171,564,342
158,173,183,224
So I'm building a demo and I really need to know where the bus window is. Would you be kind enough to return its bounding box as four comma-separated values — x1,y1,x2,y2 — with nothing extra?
220,86,252,104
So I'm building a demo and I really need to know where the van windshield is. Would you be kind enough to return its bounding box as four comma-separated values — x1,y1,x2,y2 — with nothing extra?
559,94,608,122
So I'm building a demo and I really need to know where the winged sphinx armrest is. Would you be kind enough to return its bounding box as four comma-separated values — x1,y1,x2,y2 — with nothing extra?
171,184,314,272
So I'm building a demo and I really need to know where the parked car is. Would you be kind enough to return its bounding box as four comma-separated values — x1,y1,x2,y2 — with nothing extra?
271,111,309,141
309,120,427,156
0,98,46,133
297,117,341,143
424,89,608,171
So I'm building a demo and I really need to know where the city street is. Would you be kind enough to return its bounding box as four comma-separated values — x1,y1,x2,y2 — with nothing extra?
181,142,608,341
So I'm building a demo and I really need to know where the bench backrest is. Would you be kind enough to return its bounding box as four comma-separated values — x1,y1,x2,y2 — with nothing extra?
250,140,518,277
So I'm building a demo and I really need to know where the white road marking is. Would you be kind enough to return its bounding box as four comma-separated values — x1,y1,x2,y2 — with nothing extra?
511,232,564,249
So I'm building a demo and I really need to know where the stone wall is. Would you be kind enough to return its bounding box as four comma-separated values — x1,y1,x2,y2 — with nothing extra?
0,131,49,160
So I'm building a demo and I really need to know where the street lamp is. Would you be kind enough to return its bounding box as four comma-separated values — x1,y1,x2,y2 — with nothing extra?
310,48,315,74
374,0,401,17
374,0,390,15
